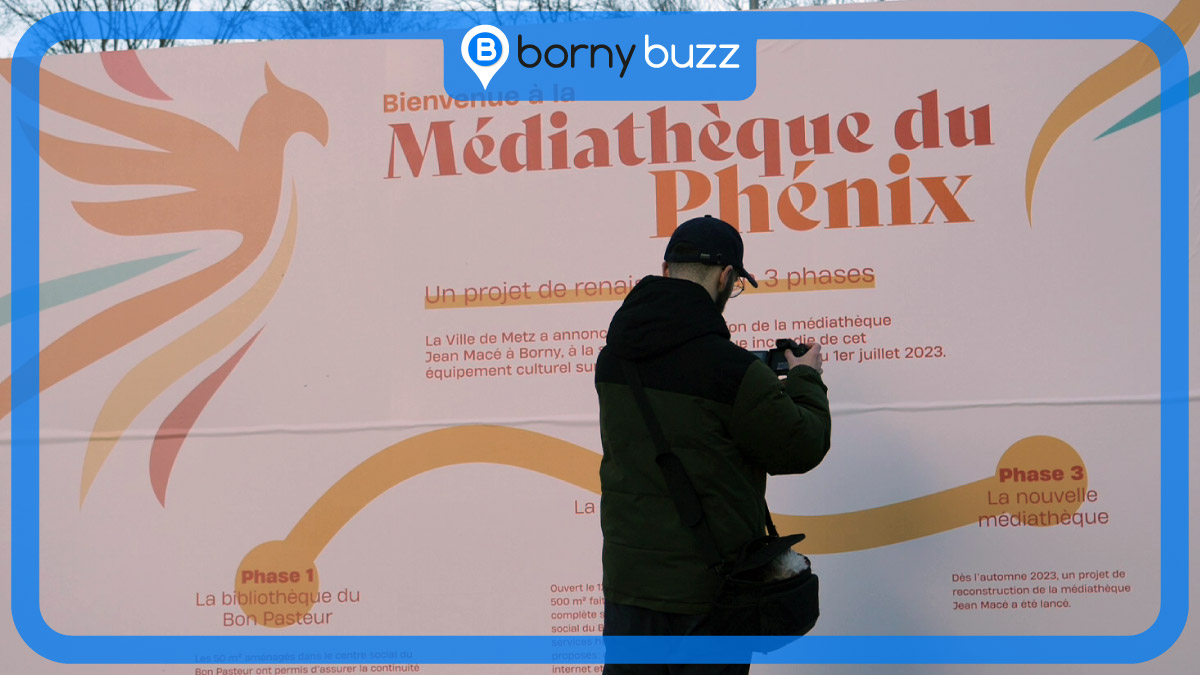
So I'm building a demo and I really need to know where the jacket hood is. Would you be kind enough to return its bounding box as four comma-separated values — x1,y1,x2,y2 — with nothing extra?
605,276,730,360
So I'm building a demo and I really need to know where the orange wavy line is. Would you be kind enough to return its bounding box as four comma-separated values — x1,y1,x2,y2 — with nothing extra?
285,426,601,559
0,64,328,419
272,429,1083,559
1025,0,1199,224
231,431,1085,626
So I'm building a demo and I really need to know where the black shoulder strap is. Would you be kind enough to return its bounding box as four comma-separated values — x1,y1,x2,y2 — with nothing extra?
620,359,728,569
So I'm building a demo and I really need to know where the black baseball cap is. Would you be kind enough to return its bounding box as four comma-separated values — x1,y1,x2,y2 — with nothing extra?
663,215,758,288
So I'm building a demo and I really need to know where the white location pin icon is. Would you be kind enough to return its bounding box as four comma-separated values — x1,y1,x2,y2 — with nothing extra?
461,25,509,90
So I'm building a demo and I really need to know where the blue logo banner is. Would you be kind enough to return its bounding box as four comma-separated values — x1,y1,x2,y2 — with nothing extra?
444,14,758,101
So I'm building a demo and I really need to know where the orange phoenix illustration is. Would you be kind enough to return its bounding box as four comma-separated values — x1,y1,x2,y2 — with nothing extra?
1,56,328,505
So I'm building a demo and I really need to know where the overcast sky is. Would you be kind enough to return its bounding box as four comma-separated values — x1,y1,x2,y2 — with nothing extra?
1,17,20,58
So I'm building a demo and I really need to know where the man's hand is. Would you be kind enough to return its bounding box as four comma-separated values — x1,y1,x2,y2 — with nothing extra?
785,341,823,375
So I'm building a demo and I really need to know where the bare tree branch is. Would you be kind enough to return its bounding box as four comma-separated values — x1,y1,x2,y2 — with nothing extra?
0,0,265,52
0,0,895,53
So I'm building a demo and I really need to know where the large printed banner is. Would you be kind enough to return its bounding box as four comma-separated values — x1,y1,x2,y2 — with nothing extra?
1,0,1196,673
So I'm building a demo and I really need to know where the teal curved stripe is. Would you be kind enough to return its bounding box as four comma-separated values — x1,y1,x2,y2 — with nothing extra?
0,250,193,326
1097,69,1200,139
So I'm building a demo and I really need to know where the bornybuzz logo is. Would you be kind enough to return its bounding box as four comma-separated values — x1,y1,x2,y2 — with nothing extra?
459,24,742,89
461,25,510,89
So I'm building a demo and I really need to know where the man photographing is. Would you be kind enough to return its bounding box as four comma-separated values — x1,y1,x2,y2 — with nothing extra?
594,215,832,674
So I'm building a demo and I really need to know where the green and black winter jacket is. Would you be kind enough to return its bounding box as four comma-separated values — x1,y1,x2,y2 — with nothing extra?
595,275,831,614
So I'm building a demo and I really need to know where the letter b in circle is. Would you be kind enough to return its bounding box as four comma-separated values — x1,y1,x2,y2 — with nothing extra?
472,35,498,65
461,25,510,89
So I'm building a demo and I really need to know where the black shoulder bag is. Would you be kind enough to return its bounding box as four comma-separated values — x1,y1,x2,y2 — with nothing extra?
620,360,820,652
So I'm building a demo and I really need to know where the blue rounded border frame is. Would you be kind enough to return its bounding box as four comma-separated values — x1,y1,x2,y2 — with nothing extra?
7,9,1190,666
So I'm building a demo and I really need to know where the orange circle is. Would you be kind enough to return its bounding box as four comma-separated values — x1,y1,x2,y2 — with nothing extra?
234,540,320,628
888,152,911,175
993,436,1088,526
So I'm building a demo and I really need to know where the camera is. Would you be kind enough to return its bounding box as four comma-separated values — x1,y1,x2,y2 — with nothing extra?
751,339,811,375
